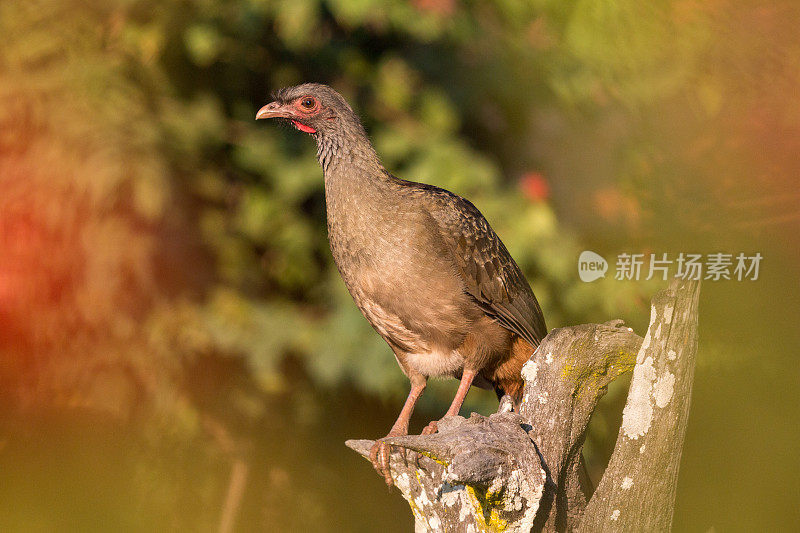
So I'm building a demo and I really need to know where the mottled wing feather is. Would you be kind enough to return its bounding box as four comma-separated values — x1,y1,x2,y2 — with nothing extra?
402,181,547,347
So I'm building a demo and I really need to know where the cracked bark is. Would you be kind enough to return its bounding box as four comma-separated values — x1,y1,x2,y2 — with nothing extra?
347,278,700,532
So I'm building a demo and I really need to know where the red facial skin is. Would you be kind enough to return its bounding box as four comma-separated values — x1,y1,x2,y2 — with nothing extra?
291,120,316,134
256,96,320,134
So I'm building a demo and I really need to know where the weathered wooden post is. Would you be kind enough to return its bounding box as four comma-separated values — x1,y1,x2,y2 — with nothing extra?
347,278,700,532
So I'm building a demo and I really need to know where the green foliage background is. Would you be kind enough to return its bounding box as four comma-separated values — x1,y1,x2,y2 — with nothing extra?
1,0,798,531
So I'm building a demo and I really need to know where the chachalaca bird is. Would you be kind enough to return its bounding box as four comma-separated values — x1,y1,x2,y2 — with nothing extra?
256,83,547,485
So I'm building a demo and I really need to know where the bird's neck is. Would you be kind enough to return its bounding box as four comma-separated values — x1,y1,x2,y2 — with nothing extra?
317,126,397,263
315,120,382,172
316,125,390,194
321,140,391,219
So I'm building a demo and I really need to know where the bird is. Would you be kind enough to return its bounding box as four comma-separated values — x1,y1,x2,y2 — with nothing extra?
256,83,546,485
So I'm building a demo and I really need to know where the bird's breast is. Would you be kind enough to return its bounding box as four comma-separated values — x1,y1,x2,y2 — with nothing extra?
404,349,465,377
323,175,478,358
325,191,426,280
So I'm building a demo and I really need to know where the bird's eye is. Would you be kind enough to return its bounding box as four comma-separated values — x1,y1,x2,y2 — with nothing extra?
301,97,316,109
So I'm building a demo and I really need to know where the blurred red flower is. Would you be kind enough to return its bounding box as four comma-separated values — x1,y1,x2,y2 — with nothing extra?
412,0,455,16
519,172,550,202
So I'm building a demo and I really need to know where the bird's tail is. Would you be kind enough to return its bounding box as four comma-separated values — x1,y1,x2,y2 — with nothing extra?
494,384,524,412
493,335,536,411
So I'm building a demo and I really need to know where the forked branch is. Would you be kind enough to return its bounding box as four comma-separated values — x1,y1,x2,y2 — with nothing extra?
347,279,701,532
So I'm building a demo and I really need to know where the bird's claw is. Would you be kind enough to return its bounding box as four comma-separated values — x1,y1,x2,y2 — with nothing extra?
421,420,439,435
369,440,394,487
369,423,440,486
410,421,439,469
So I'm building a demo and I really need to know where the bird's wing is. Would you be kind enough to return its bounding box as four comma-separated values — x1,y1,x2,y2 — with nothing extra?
403,181,547,347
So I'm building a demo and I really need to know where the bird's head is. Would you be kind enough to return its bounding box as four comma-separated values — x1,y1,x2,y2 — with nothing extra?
256,83,378,171
255,83,362,137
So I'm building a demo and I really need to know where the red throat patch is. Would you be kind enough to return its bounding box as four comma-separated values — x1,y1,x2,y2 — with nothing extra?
291,120,317,134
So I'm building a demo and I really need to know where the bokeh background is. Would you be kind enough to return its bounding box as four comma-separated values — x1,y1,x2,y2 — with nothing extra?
1,0,799,531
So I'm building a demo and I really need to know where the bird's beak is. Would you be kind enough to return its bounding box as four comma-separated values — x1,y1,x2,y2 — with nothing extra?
255,101,293,120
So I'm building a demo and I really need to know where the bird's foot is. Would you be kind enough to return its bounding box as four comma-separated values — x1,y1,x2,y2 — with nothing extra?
369,439,396,487
409,421,440,470
421,420,439,435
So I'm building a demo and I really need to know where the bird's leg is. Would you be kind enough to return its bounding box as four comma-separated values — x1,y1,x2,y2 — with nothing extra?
370,378,426,486
421,368,477,435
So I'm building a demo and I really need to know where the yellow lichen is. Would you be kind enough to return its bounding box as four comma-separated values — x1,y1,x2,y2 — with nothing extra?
417,450,450,466
563,349,637,401
464,485,509,532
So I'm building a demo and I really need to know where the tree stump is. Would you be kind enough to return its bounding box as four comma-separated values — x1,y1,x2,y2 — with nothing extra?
347,278,700,532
